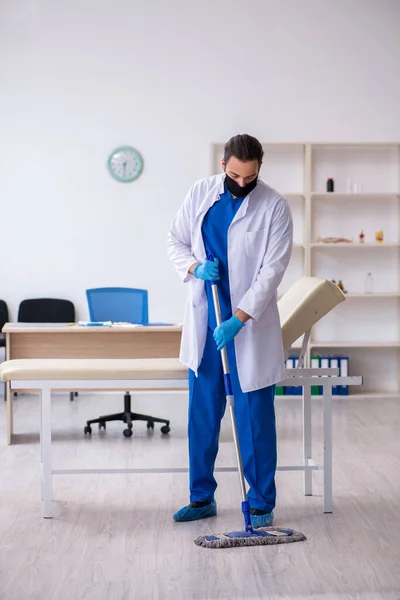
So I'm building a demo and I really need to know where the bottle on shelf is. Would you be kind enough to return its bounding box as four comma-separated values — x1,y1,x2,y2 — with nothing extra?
376,230,384,244
359,230,365,244
326,178,334,192
365,273,374,294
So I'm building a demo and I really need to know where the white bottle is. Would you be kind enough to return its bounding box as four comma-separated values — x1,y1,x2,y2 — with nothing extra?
365,273,374,294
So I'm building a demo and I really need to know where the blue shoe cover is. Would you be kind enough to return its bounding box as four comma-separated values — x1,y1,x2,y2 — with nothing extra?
173,500,217,522
250,510,274,529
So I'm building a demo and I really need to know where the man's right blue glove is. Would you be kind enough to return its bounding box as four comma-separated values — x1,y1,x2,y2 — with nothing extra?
194,258,220,281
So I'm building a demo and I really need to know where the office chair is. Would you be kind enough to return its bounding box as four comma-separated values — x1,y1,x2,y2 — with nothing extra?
18,298,78,401
0,300,9,400
84,287,170,438
0,300,8,351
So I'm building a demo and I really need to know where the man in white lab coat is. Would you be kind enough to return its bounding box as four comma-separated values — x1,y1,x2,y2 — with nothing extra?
167,134,293,527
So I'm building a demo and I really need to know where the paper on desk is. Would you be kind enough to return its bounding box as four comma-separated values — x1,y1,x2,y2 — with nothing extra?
76,321,181,328
111,322,143,327
77,321,113,327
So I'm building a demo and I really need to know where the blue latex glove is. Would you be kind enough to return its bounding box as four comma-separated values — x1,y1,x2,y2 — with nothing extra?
213,316,244,351
194,258,220,281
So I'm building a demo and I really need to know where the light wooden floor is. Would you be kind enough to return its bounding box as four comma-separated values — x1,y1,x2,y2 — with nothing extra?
0,389,400,600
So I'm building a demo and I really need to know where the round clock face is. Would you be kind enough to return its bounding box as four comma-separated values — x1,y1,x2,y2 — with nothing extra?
107,146,143,182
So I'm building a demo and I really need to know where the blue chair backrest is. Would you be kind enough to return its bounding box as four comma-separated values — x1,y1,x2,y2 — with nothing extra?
86,288,149,324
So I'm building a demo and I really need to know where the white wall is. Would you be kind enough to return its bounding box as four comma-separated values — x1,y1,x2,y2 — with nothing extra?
1,0,400,321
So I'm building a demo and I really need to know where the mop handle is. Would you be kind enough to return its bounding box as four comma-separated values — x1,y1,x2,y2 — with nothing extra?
207,253,250,513
207,253,230,381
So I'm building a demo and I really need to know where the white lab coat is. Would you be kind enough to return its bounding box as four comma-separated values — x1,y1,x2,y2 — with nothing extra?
167,173,293,393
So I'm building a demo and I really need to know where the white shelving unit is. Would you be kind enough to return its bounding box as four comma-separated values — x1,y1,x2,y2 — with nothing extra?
211,142,400,397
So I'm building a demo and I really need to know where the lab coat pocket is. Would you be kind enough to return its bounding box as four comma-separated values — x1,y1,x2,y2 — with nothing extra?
245,229,266,257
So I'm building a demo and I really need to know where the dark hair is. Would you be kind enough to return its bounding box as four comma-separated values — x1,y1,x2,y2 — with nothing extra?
224,134,264,166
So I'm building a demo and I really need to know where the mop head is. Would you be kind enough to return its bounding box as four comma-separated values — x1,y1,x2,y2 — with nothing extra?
194,527,306,549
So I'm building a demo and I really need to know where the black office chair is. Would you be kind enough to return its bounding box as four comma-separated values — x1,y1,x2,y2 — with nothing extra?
18,298,78,401
83,287,170,438
0,300,8,348
0,300,9,400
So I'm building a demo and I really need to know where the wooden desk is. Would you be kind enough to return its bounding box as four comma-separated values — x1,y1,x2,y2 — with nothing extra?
2,323,182,444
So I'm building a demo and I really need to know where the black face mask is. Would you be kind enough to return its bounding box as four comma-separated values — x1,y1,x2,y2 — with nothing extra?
225,173,258,198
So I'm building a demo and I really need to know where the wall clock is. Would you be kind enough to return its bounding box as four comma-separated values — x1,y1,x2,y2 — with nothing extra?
107,146,143,182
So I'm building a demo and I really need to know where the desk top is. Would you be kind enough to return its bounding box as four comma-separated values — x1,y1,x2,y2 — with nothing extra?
2,323,183,334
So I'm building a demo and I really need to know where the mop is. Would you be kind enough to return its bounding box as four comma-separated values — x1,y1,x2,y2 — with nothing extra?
194,257,306,549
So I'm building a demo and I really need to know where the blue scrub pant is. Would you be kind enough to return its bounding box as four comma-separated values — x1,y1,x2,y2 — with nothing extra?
188,328,277,512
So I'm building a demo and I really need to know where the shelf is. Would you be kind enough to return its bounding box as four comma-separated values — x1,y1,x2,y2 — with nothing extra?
310,341,399,348
310,142,400,147
280,392,400,400
285,194,305,199
311,193,399,199
344,293,400,298
311,243,400,249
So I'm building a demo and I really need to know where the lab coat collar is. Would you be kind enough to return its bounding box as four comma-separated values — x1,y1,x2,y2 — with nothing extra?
195,174,225,220
230,181,263,224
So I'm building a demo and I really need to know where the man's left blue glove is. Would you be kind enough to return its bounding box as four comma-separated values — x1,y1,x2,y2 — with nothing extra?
213,316,245,351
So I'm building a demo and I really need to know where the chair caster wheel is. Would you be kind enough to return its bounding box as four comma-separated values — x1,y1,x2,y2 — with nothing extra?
147,420,155,429
99,421,106,430
123,428,132,438
84,425,92,435
161,425,170,435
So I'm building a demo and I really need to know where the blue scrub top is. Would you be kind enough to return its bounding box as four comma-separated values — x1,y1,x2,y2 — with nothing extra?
201,184,245,330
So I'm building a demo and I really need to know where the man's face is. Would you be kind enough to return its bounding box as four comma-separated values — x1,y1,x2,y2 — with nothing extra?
222,157,259,188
